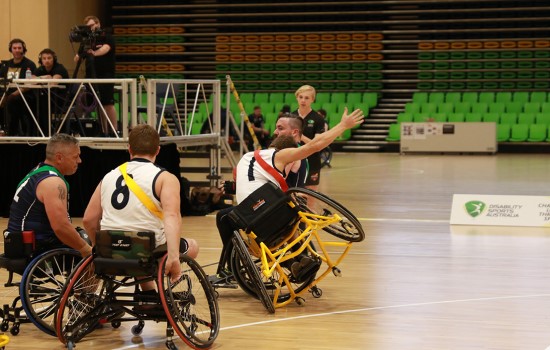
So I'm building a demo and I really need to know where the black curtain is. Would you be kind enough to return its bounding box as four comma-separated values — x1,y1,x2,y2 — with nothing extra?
0,143,183,218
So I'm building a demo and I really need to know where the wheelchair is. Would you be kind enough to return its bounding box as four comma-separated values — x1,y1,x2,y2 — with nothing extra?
0,235,81,336
217,183,364,313
54,230,220,350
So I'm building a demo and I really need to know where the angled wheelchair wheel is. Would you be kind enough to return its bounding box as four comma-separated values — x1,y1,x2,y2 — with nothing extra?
158,254,220,349
230,242,317,303
287,187,365,242
20,248,81,336
55,255,108,345
231,233,275,313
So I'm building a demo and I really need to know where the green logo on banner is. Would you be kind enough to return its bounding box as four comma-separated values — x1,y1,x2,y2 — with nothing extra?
465,201,486,217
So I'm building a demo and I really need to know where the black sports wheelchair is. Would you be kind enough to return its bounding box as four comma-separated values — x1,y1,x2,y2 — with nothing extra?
0,228,85,336
211,182,365,313
54,230,220,350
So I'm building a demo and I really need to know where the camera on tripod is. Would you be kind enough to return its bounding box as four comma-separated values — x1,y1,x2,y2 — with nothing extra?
69,25,104,55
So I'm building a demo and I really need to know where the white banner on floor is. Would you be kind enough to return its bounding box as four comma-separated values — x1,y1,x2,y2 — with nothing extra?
450,194,550,227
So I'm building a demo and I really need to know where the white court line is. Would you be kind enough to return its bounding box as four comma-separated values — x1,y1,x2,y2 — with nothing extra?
358,217,449,223
114,292,550,349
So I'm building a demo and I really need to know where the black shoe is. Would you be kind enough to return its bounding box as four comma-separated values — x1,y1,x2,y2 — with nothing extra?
291,256,321,283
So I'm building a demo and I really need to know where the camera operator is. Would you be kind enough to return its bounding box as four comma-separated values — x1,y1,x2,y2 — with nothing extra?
0,38,37,136
73,15,117,137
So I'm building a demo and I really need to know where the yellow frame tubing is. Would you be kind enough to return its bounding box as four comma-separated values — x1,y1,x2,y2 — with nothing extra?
0,334,9,347
243,211,356,309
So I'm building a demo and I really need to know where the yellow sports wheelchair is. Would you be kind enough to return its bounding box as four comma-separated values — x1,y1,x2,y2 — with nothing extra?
54,230,220,350
227,183,364,313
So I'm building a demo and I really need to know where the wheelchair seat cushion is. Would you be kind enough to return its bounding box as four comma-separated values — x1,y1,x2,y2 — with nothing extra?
228,182,299,247
94,230,157,276
0,254,27,275
96,230,156,259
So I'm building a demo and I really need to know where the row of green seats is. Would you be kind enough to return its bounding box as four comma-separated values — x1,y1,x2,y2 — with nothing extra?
412,91,550,104
397,112,550,124
498,123,550,142
214,91,378,108
416,82,550,90
405,101,550,115
386,123,550,143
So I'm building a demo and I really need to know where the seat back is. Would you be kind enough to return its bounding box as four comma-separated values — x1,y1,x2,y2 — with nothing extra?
228,182,299,247
94,230,157,276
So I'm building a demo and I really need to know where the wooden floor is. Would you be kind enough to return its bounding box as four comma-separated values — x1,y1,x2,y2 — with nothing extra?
2,152,550,349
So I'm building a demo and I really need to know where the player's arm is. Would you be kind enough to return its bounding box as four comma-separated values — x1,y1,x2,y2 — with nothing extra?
82,182,103,245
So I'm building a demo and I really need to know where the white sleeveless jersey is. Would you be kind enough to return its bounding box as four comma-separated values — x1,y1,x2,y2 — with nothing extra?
100,159,166,246
235,149,283,203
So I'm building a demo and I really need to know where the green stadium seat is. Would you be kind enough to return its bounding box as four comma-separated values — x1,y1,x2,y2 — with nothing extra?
254,92,269,105
518,113,535,125
512,92,530,104
331,92,347,104
524,102,541,114
462,92,478,104
405,102,421,114
396,112,413,123
495,92,513,103
413,113,430,122
509,124,529,142
362,92,378,108
483,113,500,123
421,102,437,114
412,92,429,104
445,92,461,104
500,113,518,125
240,93,254,105
321,102,338,117
542,102,550,113
386,123,401,141
448,113,465,122
479,92,495,104
346,92,362,107
530,92,548,103
269,92,285,104
471,102,488,114
535,112,550,125
465,112,482,122
528,124,547,142
454,102,471,114
428,92,445,104
437,102,454,114
488,103,505,114
497,124,511,142
283,92,296,105
432,113,447,122
505,102,523,114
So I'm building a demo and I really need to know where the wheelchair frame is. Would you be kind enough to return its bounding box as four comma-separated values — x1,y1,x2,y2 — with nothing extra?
230,187,365,312
0,248,81,336
55,250,220,350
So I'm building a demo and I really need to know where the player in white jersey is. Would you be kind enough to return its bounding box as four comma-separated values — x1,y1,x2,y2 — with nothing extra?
211,107,363,284
83,124,198,288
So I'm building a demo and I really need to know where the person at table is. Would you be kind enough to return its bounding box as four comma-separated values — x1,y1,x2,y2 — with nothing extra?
34,48,69,136
0,38,37,136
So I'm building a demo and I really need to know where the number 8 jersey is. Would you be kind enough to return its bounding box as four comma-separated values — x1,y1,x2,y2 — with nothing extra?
99,158,166,247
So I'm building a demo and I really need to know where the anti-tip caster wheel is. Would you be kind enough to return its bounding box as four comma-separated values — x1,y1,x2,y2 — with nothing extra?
9,324,19,336
0,323,8,332
131,321,145,336
311,286,323,298
165,340,178,350
67,341,75,350
111,320,121,328
295,296,306,306
332,266,342,277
